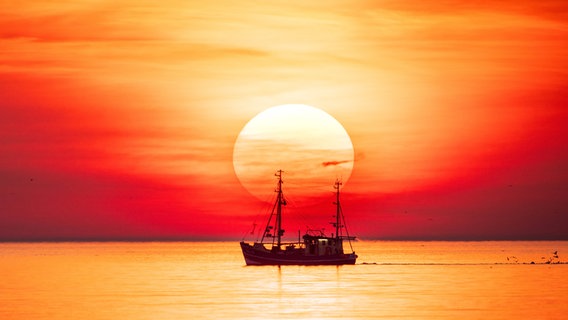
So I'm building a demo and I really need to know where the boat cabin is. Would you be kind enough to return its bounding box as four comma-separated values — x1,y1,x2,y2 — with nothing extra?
303,235,344,256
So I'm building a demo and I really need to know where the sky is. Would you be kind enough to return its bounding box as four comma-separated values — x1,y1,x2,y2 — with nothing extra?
1,0,567,241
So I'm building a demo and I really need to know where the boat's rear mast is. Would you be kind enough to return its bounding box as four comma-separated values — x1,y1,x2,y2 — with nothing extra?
334,180,342,239
333,179,355,253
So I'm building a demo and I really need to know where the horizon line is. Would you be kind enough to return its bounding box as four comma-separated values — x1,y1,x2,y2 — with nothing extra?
1,237,567,243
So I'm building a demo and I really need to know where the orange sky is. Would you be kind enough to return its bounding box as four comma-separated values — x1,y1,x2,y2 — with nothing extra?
1,0,567,240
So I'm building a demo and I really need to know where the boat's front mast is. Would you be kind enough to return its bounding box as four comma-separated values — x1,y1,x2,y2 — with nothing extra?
276,170,284,248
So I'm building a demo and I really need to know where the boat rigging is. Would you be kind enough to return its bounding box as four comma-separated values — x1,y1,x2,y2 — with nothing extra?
240,170,357,265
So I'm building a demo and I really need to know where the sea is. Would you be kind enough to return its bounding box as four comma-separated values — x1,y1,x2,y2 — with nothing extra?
1,241,567,320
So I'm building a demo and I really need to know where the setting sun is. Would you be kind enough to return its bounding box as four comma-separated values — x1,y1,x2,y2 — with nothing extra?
233,104,354,201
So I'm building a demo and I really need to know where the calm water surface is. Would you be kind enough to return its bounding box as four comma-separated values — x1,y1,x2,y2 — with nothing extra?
1,241,567,319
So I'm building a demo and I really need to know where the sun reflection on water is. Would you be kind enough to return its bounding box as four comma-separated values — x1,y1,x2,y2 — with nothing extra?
1,241,567,320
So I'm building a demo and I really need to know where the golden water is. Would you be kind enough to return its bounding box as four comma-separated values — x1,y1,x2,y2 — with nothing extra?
1,241,567,319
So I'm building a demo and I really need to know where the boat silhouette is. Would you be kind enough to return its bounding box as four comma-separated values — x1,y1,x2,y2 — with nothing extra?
240,170,357,265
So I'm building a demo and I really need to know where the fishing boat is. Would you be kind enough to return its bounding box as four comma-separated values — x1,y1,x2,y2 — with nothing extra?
240,170,357,265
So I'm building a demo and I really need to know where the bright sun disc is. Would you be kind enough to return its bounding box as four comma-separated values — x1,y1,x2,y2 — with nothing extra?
233,104,354,202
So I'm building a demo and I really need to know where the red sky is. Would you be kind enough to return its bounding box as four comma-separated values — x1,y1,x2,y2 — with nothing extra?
1,0,567,241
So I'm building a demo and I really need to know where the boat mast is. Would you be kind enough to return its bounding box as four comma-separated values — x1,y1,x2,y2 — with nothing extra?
334,179,355,253
276,170,284,247
334,179,342,239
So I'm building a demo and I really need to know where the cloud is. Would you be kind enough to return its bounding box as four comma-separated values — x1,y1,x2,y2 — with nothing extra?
321,160,353,167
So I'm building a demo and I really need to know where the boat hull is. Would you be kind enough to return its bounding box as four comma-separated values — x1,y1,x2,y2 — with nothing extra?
240,242,357,266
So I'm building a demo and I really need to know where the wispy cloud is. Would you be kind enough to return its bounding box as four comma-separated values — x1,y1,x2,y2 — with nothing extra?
321,160,352,167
